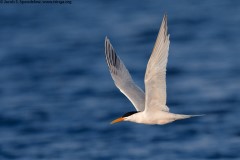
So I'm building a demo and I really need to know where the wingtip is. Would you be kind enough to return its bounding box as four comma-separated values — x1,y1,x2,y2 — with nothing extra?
105,36,109,42
163,13,167,19
105,36,112,46
158,14,168,33
163,14,167,24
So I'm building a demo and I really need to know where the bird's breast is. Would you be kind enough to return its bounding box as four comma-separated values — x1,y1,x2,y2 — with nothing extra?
141,111,176,125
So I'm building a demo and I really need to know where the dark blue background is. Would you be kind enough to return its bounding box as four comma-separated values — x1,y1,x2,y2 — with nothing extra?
0,0,240,159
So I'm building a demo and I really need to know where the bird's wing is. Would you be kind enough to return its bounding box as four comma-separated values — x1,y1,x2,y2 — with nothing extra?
144,14,170,113
105,37,145,111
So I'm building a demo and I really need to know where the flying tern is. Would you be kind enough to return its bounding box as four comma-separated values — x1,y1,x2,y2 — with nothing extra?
105,14,203,125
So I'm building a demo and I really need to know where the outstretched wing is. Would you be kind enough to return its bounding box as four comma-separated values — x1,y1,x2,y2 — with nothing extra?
144,14,170,113
105,37,145,111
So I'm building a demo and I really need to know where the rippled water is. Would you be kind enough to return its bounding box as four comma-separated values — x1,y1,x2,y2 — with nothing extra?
0,1,240,159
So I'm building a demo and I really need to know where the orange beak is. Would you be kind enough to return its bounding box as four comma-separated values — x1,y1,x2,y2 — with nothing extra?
110,117,124,124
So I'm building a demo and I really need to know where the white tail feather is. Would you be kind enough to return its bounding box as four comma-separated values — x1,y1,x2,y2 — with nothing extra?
175,114,205,120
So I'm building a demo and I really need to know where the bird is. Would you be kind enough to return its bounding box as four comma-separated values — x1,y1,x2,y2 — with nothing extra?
105,14,203,125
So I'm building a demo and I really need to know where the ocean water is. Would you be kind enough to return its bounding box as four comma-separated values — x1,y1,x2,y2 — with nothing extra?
0,0,240,159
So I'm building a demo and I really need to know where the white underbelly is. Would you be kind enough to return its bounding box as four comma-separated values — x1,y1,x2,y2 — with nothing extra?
140,112,175,125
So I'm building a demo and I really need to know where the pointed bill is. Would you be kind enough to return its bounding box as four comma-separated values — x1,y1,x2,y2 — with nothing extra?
110,117,124,124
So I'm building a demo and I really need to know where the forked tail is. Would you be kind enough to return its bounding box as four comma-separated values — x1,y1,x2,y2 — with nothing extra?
174,114,204,120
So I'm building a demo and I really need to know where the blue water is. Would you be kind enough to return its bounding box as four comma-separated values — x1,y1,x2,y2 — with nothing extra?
0,1,240,159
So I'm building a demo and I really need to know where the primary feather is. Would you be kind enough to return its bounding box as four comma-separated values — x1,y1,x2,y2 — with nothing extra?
144,14,170,113
105,37,145,111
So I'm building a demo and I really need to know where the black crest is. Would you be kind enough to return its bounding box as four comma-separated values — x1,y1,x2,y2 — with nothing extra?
122,111,140,117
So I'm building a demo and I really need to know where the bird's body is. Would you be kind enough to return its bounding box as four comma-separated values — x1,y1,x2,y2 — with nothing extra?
105,14,203,125
125,111,174,125
125,111,200,125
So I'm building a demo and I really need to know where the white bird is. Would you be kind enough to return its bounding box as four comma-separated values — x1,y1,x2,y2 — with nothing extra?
105,14,203,125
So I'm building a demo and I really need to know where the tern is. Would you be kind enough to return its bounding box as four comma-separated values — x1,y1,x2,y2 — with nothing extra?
105,14,203,125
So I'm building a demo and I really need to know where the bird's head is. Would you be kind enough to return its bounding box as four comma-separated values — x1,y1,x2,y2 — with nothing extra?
110,111,140,124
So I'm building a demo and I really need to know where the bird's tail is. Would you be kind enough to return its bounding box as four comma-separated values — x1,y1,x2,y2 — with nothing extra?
174,114,204,120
